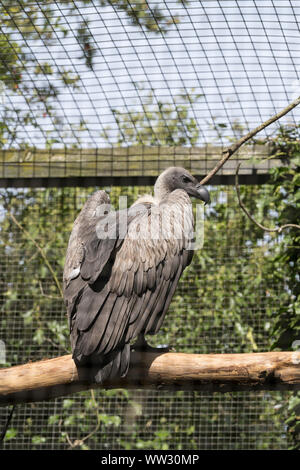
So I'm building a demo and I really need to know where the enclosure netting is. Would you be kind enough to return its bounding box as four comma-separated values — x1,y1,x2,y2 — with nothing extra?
0,0,299,177
0,185,291,449
0,0,299,450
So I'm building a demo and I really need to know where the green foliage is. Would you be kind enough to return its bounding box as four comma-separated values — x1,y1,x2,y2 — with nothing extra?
99,0,187,34
1,88,298,449
1,0,298,451
262,124,300,449
106,88,202,146
1,139,296,450
0,185,287,449
0,0,187,148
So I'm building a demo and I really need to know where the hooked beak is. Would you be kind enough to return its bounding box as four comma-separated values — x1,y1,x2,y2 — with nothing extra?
194,184,210,205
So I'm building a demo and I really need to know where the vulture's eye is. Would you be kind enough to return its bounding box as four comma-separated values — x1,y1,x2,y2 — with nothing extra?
182,175,192,183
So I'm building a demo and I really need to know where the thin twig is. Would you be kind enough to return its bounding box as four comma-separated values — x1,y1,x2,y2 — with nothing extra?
0,405,16,445
38,280,62,300
200,95,300,185
8,212,63,298
235,163,300,233
66,389,101,450
58,419,74,450
44,337,70,355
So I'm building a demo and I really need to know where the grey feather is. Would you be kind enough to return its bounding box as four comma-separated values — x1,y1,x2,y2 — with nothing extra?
63,167,207,383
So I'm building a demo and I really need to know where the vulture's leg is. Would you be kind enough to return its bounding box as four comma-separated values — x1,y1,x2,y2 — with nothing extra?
131,333,170,353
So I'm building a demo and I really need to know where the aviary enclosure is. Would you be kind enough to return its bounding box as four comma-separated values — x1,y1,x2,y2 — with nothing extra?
0,0,299,450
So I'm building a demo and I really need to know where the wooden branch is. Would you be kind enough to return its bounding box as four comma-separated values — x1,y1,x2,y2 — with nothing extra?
1,351,300,405
199,95,300,185
235,163,300,233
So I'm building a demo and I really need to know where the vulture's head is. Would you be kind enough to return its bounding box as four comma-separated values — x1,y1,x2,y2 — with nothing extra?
154,167,210,204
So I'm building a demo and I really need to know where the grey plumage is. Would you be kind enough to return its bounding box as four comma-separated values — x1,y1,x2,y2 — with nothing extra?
63,167,210,383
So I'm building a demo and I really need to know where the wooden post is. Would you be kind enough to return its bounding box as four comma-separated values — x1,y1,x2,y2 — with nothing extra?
1,351,300,405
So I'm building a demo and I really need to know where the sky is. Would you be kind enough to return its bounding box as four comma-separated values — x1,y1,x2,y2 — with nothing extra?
1,0,300,148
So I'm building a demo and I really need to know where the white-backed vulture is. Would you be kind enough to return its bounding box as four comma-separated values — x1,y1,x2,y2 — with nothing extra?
63,167,210,383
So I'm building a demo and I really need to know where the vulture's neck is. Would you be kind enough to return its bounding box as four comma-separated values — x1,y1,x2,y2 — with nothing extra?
154,175,171,201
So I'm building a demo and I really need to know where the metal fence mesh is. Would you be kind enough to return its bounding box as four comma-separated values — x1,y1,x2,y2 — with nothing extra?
0,185,291,449
0,0,299,179
0,0,298,450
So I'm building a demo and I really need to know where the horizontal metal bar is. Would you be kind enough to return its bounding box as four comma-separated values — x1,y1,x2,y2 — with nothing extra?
0,173,271,188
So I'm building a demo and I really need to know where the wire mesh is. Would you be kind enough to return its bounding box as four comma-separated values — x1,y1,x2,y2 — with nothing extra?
0,0,298,451
0,185,291,449
0,1,299,179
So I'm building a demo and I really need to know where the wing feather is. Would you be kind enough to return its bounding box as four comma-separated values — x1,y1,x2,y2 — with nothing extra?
63,190,110,288
75,284,111,331
64,189,195,383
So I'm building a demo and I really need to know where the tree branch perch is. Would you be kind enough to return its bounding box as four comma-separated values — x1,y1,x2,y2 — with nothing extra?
1,351,300,405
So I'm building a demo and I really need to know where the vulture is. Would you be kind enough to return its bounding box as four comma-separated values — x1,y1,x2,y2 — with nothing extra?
63,167,210,383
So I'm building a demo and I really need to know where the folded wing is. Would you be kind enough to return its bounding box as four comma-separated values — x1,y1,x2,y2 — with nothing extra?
63,190,194,383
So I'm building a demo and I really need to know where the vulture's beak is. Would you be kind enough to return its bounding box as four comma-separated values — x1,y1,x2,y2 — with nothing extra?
194,184,210,205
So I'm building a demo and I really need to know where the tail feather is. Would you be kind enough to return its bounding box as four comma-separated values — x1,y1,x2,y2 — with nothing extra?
74,343,131,384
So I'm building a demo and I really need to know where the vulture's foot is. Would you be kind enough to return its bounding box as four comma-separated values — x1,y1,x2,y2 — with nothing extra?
131,334,170,353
